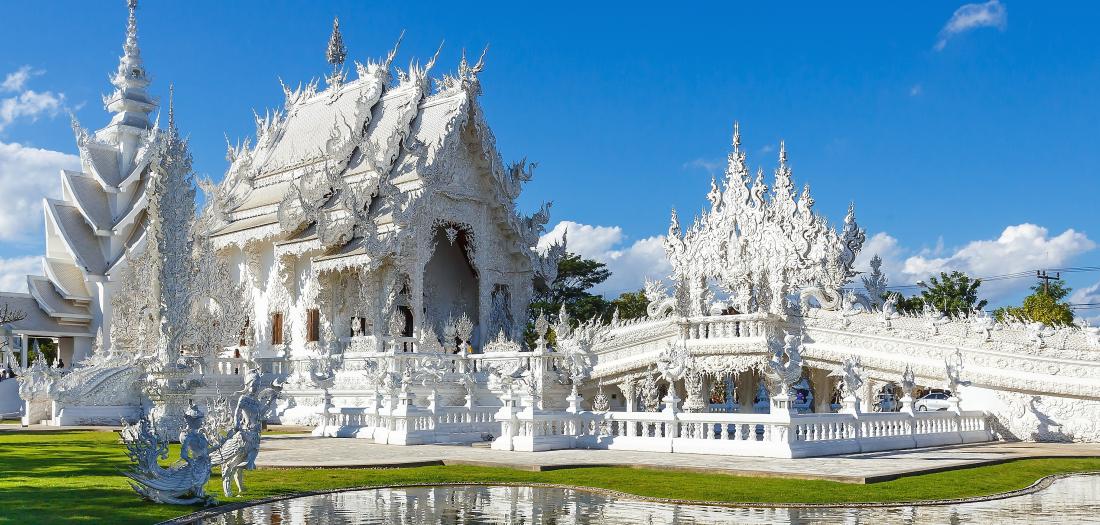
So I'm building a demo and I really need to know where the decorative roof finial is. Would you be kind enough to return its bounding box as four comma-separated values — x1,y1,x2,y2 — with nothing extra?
119,0,145,80
732,121,741,150
779,140,787,165
167,83,176,133
384,30,405,70
125,0,140,58
326,17,348,68
425,40,445,73
669,208,682,237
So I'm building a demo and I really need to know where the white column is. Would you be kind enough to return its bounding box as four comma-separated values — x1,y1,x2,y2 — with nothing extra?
736,370,757,414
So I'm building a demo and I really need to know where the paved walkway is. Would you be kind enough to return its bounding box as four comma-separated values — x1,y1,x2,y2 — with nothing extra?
255,436,1100,484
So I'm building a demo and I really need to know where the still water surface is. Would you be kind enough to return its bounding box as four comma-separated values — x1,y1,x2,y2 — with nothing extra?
203,474,1100,524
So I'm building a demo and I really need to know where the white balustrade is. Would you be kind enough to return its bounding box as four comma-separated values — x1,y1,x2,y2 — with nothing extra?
495,407,992,458
682,314,770,341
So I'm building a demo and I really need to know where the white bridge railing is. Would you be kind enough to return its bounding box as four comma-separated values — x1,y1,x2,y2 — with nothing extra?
680,313,770,341
493,406,991,458
315,391,500,445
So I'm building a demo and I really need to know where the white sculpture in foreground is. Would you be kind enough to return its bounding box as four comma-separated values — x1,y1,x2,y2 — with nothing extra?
209,373,285,497
122,402,215,505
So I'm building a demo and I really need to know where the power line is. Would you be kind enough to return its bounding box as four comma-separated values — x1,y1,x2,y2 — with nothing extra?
843,266,1100,292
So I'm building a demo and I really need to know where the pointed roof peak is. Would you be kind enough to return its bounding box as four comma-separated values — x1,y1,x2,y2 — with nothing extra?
117,0,145,85
385,30,405,69
104,0,154,131
326,16,348,68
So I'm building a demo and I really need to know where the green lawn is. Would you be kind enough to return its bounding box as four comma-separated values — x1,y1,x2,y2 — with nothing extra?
1,430,1098,524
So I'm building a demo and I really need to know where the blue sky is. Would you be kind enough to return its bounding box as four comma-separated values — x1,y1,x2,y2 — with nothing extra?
0,1,1097,315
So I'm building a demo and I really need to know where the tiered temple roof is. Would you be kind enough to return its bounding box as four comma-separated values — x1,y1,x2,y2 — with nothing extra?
208,34,546,267
14,0,161,339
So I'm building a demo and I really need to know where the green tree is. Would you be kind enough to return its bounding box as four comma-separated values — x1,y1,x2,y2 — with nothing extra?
886,291,924,315
526,252,612,347
28,338,58,366
608,289,649,321
917,271,988,317
993,277,1075,326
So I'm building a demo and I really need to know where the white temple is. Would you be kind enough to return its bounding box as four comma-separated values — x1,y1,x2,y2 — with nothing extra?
5,2,1100,455
0,0,158,366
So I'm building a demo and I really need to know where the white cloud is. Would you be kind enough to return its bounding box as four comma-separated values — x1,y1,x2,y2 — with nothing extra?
539,220,671,297
909,84,923,97
857,224,1096,303
2,66,38,92
682,158,721,177
0,140,79,241
0,66,65,132
935,0,1007,51
1070,282,1100,326
0,255,39,293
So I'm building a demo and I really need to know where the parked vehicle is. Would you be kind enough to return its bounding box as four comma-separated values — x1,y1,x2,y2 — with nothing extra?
914,392,953,411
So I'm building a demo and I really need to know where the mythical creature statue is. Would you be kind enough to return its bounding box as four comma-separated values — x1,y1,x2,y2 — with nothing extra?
209,372,285,497
123,401,215,505
900,364,917,405
881,294,898,320
970,308,996,341
945,351,971,401
767,332,805,399
830,357,865,411
1025,321,1055,349
644,277,677,318
922,303,949,335
655,342,692,386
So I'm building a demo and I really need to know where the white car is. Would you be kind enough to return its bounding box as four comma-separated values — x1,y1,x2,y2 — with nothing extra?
914,392,953,411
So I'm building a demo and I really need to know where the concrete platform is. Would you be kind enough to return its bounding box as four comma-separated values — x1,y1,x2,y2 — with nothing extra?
255,436,1100,484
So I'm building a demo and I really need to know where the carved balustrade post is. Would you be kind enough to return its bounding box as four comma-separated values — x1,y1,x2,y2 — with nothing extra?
464,381,475,410
566,390,582,414
491,389,519,451
661,380,682,415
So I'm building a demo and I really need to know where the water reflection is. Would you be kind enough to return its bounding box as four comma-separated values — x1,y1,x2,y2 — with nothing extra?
203,474,1100,524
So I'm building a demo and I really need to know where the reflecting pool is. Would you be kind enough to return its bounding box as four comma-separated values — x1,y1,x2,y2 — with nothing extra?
202,474,1100,524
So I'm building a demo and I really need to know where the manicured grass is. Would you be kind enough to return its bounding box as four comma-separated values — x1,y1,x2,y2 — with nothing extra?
1,430,1098,524
0,419,20,425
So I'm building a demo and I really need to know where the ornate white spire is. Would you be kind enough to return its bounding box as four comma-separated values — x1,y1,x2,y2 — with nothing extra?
327,17,348,67
325,17,348,87
105,0,155,130
166,84,177,137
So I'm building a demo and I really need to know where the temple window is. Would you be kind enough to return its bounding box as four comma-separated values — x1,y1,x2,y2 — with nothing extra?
271,313,284,345
307,308,321,342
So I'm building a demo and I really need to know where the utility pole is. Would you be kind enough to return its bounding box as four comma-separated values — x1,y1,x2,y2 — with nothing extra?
1037,270,1060,295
